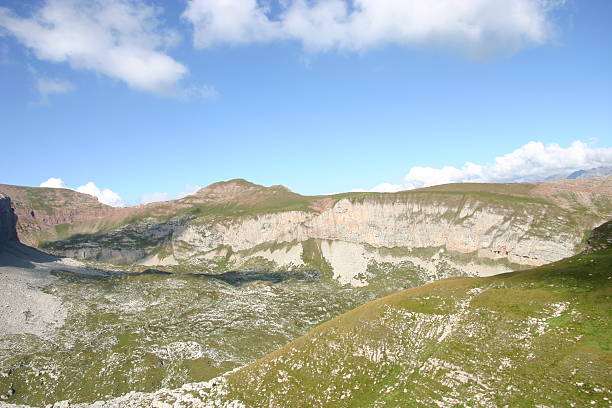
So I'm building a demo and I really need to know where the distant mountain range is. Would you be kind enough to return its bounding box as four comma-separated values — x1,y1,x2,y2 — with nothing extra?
545,165,612,181
567,165,612,179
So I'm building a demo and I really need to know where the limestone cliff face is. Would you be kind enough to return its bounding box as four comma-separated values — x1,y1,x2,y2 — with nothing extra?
174,196,580,264
0,193,18,245
5,178,611,286
141,192,600,286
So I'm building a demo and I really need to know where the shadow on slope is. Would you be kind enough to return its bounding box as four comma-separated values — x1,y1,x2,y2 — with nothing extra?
191,269,321,286
0,241,59,268
130,268,322,287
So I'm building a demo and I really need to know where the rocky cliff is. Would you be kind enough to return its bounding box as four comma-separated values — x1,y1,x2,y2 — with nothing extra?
0,193,18,245
15,177,608,287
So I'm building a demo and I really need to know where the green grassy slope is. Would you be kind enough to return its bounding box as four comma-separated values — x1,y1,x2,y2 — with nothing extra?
186,223,612,407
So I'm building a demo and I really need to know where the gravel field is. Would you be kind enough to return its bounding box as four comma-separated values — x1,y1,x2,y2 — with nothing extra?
0,243,107,340
0,265,66,338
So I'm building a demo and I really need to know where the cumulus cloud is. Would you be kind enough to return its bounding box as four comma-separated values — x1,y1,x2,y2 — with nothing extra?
366,141,612,192
76,182,125,207
178,184,202,198
39,178,125,206
40,177,69,189
183,0,563,57
0,0,188,94
183,0,282,48
369,182,404,193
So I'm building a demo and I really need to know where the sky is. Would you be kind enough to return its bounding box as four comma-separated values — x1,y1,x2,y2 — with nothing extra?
0,0,611,206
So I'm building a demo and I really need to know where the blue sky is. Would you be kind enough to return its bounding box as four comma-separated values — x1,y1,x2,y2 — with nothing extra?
0,0,611,206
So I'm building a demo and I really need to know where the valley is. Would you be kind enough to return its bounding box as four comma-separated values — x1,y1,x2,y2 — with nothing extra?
0,178,610,407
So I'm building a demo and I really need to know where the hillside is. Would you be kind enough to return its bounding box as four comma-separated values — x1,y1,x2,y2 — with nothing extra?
0,184,609,407
0,185,122,247
73,221,612,408
1,177,610,288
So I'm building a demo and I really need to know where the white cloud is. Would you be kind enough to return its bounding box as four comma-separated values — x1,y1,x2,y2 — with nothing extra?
183,0,563,57
0,0,188,94
370,182,404,193
39,178,125,206
364,141,612,192
178,184,202,198
181,84,219,101
140,192,172,205
40,177,69,189
36,77,74,104
76,182,125,207
183,0,282,48
39,180,201,206
139,184,202,205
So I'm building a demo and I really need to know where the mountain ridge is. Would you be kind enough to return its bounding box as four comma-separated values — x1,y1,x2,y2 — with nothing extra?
0,182,610,407
1,177,611,286
3,176,611,246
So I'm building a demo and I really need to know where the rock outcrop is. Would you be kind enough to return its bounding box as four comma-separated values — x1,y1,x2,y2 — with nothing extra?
583,220,612,253
0,193,18,245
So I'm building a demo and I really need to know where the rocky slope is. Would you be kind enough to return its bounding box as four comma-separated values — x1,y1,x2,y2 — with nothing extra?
0,244,423,406
0,185,122,247
54,221,611,408
8,177,608,287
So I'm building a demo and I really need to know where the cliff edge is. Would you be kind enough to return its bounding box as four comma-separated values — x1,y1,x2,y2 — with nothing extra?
0,193,18,245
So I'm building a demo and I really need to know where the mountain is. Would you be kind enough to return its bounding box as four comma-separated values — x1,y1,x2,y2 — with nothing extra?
543,166,612,181
0,184,121,247
2,177,611,287
567,166,612,180
0,190,391,406
64,220,611,408
0,181,610,406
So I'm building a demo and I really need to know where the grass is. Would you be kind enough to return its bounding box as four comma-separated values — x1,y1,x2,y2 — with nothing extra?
3,225,611,407
204,245,612,407
332,183,554,207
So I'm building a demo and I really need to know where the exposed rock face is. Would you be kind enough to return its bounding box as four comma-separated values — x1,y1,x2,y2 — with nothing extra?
3,178,612,286
26,238,612,408
177,195,581,260
0,193,18,245
584,220,612,253
167,195,589,284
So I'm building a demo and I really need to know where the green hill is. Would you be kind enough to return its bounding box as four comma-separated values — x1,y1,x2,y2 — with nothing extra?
105,221,611,408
